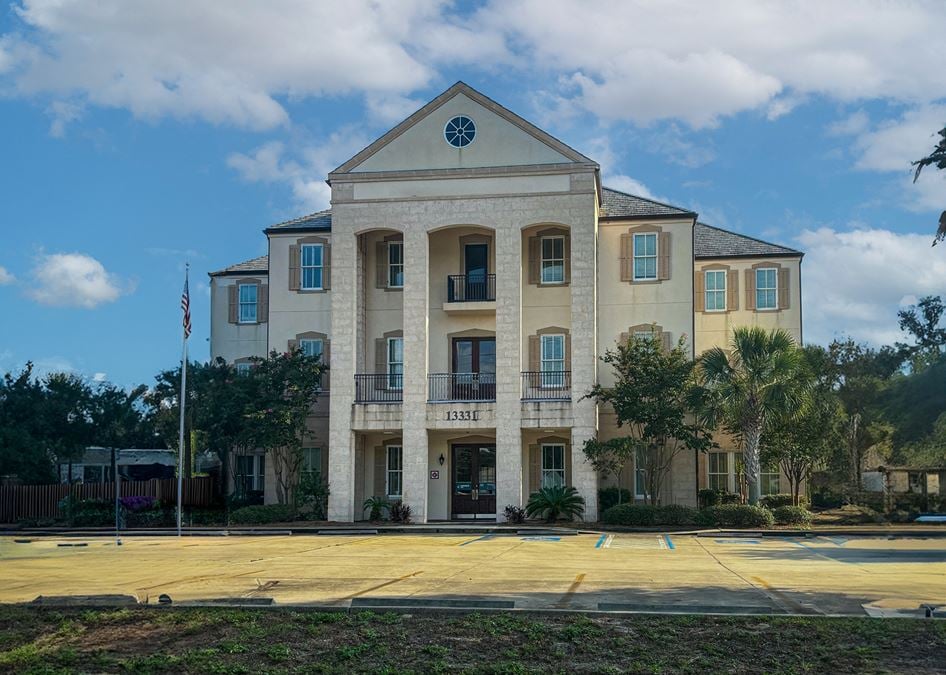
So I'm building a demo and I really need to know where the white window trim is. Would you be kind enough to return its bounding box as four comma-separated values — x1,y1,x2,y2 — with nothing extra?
540,235,565,285
237,283,258,324
540,443,566,489
299,338,323,360
387,337,403,391
301,447,322,482
301,243,324,291
632,232,658,281
235,362,252,376
386,444,403,499
539,333,566,388
634,448,648,500
388,241,404,289
755,267,778,311
704,270,727,312
236,454,265,493
707,452,732,492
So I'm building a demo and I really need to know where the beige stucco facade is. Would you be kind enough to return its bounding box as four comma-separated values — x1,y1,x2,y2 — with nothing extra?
209,83,804,521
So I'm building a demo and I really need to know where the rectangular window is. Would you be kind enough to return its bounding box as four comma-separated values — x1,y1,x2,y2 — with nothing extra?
301,447,322,484
235,362,252,376
540,236,565,284
235,454,264,494
299,338,323,360
760,464,781,495
386,445,403,498
634,448,649,499
301,243,324,290
387,337,403,390
705,270,726,311
541,443,566,489
540,334,565,387
708,452,730,492
633,232,658,280
388,241,404,288
756,268,777,310
238,284,258,323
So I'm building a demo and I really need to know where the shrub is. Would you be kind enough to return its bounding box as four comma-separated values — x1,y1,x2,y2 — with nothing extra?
69,499,114,527
296,475,330,521
698,489,720,508
120,496,159,512
525,486,585,522
389,501,412,524
760,494,810,509
229,504,295,525
503,505,526,524
698,504,774,528
601,503,699,526
362,496,390,521
772,505,812,526
811,491,843,509
719,492,742,505
598,487,633,512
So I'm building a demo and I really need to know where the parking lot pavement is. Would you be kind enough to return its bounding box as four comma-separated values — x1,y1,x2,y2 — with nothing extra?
1,533,944,616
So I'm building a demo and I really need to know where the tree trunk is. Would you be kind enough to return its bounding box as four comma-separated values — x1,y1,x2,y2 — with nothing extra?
744,426,762,505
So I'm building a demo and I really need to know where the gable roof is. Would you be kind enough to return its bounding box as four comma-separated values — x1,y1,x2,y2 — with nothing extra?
695,222,802,259
264,209,332,234
331,81,598,176
209,254,269,277
600,187,695,219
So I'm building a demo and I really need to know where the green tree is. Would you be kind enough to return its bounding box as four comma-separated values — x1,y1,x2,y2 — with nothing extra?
691,327,807,505
0,363,54,483
41,372,95,481
896,295,946,372
583,331,713,505
910,125,946,247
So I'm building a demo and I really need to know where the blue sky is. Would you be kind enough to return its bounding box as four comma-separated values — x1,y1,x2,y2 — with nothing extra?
1,0,944,387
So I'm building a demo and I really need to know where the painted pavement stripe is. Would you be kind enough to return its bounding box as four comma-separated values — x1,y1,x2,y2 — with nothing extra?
663,535,676,550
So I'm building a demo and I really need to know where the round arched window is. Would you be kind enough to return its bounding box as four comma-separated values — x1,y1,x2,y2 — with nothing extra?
444,115,476,148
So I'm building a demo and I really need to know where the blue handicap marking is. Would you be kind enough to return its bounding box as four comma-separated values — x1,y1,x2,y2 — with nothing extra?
714,539,760,545
520,536,561,542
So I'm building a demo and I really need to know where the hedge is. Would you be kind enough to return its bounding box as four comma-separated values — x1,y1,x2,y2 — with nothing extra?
697,504,774,528
598,487,633,513
602,503,699,527
229,504,296,525
772,505,812,526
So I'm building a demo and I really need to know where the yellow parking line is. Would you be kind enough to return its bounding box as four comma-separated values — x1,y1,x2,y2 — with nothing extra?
342,570,423,600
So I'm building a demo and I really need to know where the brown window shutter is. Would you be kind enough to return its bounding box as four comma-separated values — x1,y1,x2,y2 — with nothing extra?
778,268,790,309
745,269,756,311
373,447,386,498
321,340,331,390
258,284,269,323
527,236,539,285
319,447,329,484
694,270,705,313
289,244,301,291
661,332,672,352
619,331,629,345
375,338,388,390
287,339,299,352
376,241,388,289
658,232,671,280
619,233,632,282
563,233,571,284
529,444,541,495
322,244,331,290
528,335,540,372
228,285,238,324
565,332,572,372
727,270,739,311
565,443,573,487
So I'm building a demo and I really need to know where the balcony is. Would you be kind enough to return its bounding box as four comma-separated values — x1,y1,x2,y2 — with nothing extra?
354,374,403,403
429,372,496,402
521,371,571,401
443,274,496,314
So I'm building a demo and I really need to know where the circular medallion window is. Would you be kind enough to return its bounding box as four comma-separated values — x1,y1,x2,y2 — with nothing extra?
444,115,476,148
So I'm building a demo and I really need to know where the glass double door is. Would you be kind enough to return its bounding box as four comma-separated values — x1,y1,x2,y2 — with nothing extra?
452,337,495,400
452,444,497,518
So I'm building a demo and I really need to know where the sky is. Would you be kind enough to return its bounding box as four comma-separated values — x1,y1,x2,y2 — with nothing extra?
1,0,945,387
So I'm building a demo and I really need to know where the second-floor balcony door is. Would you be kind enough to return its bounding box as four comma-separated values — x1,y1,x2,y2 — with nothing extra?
464,243,489,301
452,337,495,401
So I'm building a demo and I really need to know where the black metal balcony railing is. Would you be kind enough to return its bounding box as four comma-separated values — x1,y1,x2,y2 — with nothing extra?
521,370,571,401
428,372,496,402
447,274,496,303
354,373,403,403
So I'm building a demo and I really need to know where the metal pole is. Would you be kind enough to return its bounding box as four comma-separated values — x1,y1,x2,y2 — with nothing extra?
113,447,121,546
177,331,187,536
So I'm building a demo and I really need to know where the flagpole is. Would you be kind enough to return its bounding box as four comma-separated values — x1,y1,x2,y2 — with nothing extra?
177,263,189,537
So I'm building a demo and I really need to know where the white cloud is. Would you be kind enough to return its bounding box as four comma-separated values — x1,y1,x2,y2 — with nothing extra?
827,110,870,137
606,175,660,202
45,99,82,137
798,226,946,346
92,372,107,382
0,266,14,284
28,252,132,308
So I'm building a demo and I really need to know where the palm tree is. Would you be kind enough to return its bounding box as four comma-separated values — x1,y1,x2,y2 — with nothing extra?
691,327,808,505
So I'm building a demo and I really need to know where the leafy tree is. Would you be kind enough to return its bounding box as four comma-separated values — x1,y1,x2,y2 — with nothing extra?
0,363,54,483
896,295,946,372
88,381,156,452
691,327,808,505
244,349,324,505
583,332,713,505
41,373,95,480
910,125,946,247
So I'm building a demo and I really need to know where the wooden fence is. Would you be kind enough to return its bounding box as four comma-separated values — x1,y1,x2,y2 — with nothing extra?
0,477,215,523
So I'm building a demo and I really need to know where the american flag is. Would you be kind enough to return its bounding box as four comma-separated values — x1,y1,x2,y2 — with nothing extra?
181,269,192,339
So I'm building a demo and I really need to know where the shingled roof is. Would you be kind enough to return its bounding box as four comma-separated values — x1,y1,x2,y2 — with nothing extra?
209,254,269,277
264,208,332,233
695,222,802,259
600,187,695,219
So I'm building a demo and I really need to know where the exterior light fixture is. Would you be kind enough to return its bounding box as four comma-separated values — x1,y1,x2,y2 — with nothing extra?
439,454,445,466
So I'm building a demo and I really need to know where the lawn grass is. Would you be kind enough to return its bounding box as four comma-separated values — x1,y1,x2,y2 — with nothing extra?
0,605,943,673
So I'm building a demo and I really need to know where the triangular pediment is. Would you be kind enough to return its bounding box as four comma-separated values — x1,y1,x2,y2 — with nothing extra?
332,82,597,175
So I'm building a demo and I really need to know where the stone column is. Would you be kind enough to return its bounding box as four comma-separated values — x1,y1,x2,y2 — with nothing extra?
328,221,357,522
401,227,429,522
570,198,599,521
495,220,523,520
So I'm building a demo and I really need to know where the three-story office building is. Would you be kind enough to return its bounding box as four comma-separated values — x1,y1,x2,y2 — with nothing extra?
210,82,803,522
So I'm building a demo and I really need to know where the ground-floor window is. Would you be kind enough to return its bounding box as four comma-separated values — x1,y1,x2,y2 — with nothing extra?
708,452,729,492
707,451,781,495
386,445,403,499
760,465,781,495
634,448,649,499
541,443,565,488
301,447,322,484
236,454,265,495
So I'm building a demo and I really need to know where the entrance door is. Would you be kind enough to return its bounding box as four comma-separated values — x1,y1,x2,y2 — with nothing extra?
464,243,489,301
452,444,497,518
452,337,496,400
